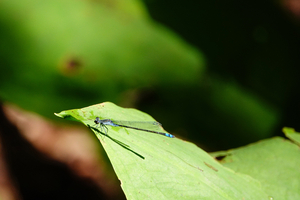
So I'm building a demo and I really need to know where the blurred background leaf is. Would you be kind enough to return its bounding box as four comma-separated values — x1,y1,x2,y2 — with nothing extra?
0,0,204,119
2,0,299,151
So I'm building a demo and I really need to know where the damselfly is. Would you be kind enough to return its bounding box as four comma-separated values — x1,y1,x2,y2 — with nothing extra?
93,117,174,138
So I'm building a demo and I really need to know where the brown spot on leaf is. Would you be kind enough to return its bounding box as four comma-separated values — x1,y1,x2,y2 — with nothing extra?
59,56,83,76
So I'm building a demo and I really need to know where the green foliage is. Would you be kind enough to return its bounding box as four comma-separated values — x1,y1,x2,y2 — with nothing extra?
207,79,279,140
0,0,286,150
145,78,279,150
0,0,204,118
211,128,300,199
1,0,299,198
56,102,271,199
284,127,300,146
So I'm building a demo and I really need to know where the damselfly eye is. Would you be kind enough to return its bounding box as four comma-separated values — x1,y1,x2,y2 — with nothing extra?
94,117,100,124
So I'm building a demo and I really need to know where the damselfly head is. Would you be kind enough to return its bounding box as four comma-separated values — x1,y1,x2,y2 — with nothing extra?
94,117,100,124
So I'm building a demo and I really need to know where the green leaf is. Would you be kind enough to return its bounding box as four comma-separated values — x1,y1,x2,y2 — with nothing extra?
283,127,300,146
56,102,269,199
210,136,300,199
0,0,204,119
209,79,279,140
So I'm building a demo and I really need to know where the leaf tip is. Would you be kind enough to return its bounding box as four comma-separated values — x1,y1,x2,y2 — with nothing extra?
54,112,62,118
282,127,295,135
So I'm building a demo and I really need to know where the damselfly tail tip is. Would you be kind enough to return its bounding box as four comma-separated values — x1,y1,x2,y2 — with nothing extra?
166,133,175,138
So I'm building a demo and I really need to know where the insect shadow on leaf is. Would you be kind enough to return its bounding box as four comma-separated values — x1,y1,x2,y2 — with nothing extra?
88,125,145,159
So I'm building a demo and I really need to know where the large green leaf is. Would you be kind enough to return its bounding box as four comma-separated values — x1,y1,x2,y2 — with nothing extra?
55,102,269,199
0,0,204,118
210,130,300,200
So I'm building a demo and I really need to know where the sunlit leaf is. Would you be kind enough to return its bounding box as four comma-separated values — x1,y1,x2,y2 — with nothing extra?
211,135,300,200
56,102,269,199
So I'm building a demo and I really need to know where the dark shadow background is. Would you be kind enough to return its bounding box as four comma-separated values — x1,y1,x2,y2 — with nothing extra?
141,0,300,150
